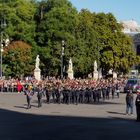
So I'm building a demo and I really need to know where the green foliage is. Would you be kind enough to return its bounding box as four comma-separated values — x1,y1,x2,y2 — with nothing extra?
35,0,78,76
0,0,138,78
3,41,33,77
0,0,36,46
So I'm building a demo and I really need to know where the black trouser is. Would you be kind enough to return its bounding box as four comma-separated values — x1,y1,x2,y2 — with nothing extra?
93,92,97,102
67,95,71,104
46,93,51,103
102,92,106,101
106,92,110,99
62,93,66,103
79,94,84,103
112,91,115,99
74,95,79,105
38,97,42,107
136,106,140,121
26,96,31,109
52,92,56,103
56,93,61,104
97,93,100,102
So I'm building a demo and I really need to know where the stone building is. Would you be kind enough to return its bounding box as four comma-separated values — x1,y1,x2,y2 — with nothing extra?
121,20,140,55
121,20,140,71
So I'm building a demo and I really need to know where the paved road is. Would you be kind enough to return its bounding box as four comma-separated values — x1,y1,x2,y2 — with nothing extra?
0,93,140,140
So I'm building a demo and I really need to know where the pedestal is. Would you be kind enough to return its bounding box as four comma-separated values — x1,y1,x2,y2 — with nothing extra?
34,68,41,81
98,69,102,79
93,71,98,80
113,72,117,78
68,70,74,79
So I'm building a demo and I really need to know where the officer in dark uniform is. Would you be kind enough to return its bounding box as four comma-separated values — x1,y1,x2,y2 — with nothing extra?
24,85,33,109
112,85,115,99
106,86,110,100
45,85,52,104
81,86,86,103
55,85,61,104
135,90,140,121
62,86,67,104
97,87,101,102
36,85,44,107
125,91,133,115
67,87,71,104
93,88,97,103
115,83,120,98
73,87,79,105
79,87,84,103
102,85,106,101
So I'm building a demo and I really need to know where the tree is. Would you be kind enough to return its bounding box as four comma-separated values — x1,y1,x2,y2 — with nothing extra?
93,13,136,75
0,0,37,46
74,9,97,77
0,0,138,78
3,41,34,77
35,0,78,76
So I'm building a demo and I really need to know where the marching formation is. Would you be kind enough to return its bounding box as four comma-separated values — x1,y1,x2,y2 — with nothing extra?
21,78,125,109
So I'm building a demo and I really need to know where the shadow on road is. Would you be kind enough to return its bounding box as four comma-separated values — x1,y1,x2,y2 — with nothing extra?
31,99,124,106
0,108,140,140
14,106,27,109
107,111,126,115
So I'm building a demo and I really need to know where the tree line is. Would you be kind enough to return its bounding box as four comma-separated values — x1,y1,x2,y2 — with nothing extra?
0,0,139,78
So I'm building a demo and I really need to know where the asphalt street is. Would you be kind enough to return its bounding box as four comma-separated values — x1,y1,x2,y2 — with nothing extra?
0,92,140,140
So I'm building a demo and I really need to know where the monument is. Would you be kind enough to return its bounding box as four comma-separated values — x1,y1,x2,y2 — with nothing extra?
113,72,117,78
93,60,98,80
67,58,74,79
34,55,41,81
98,68,102,79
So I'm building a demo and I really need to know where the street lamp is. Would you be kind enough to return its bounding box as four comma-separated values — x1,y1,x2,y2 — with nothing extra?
0,1,7,79
0,40,4,79
61,40,65,79
96,44,100,80
0,21,9,79
0,33,9,79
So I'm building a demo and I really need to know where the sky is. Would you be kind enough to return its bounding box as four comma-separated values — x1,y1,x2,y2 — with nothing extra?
69,0,140,25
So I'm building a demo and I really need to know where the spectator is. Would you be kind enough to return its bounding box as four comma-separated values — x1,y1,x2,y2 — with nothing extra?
125,91,134,115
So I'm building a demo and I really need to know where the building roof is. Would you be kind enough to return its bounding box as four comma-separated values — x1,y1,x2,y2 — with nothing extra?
120,20,140,33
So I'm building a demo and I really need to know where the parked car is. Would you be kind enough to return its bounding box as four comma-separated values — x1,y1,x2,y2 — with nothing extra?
124,78,140,93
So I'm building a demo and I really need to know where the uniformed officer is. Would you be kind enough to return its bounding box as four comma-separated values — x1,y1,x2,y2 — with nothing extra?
55,85,62,104
45,84,52,104
36,85,44,107
125,91,133,115
135,90,140,121
24,85,34,109
112,84,115,99
102,85,106,101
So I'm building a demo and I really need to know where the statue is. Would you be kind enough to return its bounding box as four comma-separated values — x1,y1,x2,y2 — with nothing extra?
94,60,98,72
35,55,40,69
69,58,73,70
34,55,41,81
67,58,74,79
93,60,98,80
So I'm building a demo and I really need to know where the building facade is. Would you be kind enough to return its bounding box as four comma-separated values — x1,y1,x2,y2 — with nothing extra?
121,20,140,71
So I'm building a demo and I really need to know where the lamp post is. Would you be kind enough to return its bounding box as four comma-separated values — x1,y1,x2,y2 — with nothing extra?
0,1,7,79
97,45,100,80
0,36,4,79
0,21,8,79
61,40,65,79
0,33,8,79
